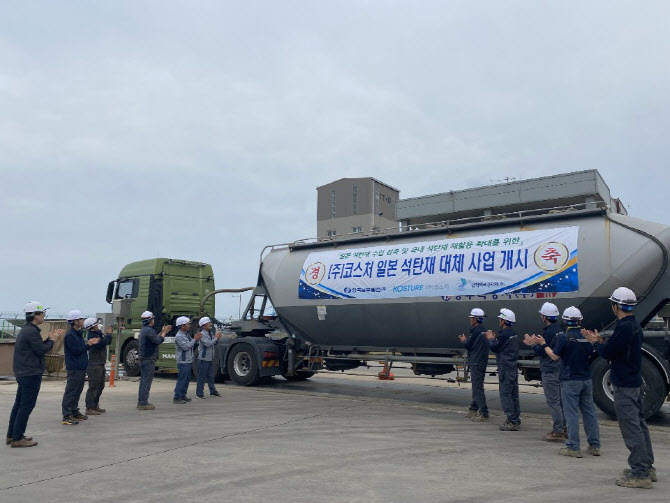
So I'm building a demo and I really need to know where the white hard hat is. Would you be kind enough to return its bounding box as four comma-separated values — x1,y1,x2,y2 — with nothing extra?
199,316,212,327
469,308,485,318
141,311,154,320
67,310,86,322
562,306,583,320
24,301,47,313
84,317,98,330
176,316,190,327
539,302,559,317
498,308,516,323
609,287,637,306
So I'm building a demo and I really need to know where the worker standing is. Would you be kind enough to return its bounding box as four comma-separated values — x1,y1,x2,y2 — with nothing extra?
584,288,655,489
137,311,170,410
84,318,113,416
458,308,489,422
196,317,222,399
533,306,601,459
485,308,521,431
523,302,565,441
7,301,63,448
62,310,99,425
173,316,201,404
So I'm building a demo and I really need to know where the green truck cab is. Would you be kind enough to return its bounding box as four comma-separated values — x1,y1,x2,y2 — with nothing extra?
106,258,215,376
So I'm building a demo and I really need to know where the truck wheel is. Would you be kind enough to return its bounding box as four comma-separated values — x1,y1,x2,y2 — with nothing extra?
123,340,141,377
227,343,260,386
592,357,667,419
283,371,316,381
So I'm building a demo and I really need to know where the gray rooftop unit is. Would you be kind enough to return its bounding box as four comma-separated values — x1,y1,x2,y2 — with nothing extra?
395,169,624,224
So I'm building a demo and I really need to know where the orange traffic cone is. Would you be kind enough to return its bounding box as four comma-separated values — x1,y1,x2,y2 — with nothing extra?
109,355,116,388
378,361,395,380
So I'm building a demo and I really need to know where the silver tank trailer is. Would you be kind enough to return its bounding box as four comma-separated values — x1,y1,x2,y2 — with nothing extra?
260,212,670,351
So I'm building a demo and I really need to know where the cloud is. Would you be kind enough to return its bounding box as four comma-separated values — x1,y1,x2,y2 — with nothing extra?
1,1,669,316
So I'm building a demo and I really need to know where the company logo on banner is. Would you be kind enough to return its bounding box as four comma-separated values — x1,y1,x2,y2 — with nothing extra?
299,226,579,300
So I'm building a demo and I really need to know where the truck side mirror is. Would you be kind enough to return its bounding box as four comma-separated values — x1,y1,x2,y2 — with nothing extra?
106,281,117,304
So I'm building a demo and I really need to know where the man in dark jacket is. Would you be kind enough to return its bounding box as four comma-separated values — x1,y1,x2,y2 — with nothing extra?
523,302,565,441
486,308,520,431
458,308,489,422
137,311,170,410
585,287,655,490
7,301,63,448
62,310,99,425
84,318,112,415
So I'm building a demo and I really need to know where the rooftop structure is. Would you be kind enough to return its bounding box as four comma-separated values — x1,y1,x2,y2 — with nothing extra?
395,169,626,227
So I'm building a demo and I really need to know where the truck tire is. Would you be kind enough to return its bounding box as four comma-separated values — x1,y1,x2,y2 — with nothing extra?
592,356,667,419
283,371,316,381
227,343,260,386
123,340,141,377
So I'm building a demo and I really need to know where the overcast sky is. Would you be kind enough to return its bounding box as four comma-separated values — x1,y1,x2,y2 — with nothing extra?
1,1,669,319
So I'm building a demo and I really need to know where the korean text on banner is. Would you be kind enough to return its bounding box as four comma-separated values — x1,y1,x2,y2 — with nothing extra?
299,226,579,300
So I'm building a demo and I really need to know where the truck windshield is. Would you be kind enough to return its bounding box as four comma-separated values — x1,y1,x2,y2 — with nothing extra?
116,279,138,299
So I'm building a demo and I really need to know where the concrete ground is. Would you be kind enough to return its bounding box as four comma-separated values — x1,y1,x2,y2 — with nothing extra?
0,370,669,503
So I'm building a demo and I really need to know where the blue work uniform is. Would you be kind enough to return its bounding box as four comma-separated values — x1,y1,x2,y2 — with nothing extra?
174,329,196,400
196,328,219,397
595,316,653,478
137,325,164,406
62,327,91,418
463,324,489,417
553,327,600,451
532,322,565,434
489,327,520,425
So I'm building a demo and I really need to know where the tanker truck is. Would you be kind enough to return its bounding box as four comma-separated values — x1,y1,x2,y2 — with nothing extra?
220,171,670,419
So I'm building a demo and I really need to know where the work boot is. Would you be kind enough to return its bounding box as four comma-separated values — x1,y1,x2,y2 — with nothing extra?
559,447,582,458
182,397,192,402
615,476,652,489
586,445,601,456
95,406,106,413
468,409,478,418
137,404,156,410
173,398,186,404
85,408,101,416
210,390,221,397
499,421,520,431
623,468,657,482
73,412,88,421
61,416,79,425
10,438,38,448
6,435,33,446
543,431,565,442
471,414,489,422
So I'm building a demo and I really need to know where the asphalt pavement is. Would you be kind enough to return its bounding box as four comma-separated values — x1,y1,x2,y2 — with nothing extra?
0,369,669,503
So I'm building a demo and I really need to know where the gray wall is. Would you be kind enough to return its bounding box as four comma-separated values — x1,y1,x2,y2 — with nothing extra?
317,178,399,238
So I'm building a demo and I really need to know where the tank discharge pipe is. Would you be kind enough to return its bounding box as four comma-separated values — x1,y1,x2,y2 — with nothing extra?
199,287,255,316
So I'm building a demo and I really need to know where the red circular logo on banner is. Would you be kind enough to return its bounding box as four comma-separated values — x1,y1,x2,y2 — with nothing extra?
305,262,326,285
534,242,569,272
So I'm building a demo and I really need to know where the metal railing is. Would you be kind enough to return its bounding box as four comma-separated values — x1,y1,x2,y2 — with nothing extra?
261,201,610,257
0,318,23,340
